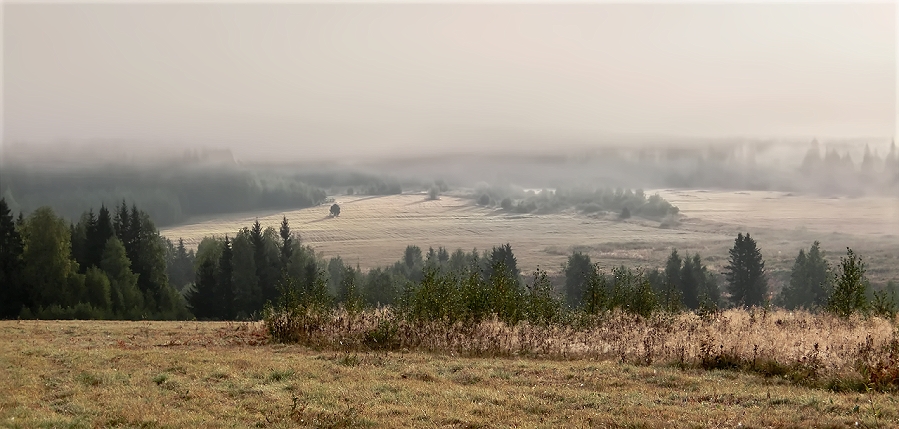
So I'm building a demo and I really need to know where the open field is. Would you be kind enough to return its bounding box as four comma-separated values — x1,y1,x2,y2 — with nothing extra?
3,320,899,428
160,190,899,286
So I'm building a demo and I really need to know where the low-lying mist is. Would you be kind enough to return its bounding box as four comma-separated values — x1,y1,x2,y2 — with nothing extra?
3,137,897,226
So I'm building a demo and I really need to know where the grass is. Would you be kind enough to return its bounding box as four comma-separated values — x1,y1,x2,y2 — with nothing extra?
159,192,899,285
3,319,899,428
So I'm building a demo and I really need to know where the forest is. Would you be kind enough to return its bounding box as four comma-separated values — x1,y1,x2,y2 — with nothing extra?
1,197,895,323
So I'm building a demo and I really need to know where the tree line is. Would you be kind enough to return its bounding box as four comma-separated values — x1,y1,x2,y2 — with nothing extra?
0,199,189,319
0,166,327,227
1,198,895,321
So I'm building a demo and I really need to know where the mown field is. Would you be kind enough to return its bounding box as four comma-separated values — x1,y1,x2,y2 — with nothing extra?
3,320,898,428
160,190,899,285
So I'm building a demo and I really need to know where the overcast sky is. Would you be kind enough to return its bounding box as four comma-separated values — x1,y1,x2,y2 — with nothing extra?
3,3,896,161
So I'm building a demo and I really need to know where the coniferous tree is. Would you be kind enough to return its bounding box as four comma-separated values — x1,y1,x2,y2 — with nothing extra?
231,229,260,317
486,243,520,286
88,205,114,269
218,236,234,320
0,198,26,318
165,238,195,291
779,241,830,310
725,233,767,307
664,249,683,310
564,252,592,308
189,259,218,319
679,255,699,309
279,216,293,265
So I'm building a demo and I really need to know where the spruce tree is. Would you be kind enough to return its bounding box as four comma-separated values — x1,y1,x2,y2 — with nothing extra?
663,249,682,310
679,255,699,309
0,198,26,318
279,216,293,265
189,259,218,319
780,241,830,309
218,236,234,320
725,233,767,307
564,252,593,308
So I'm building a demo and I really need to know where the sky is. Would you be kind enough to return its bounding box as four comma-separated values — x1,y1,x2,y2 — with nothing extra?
3,3,896,162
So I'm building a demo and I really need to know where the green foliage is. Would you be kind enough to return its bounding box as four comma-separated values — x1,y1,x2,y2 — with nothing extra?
522,268,564,325
83,267,112,315
101,237,144,319
472,184,678,220
779,241,831,310
1,166,327,227
871,285,897,320
21,206,78,308
725,233,767,308
165,238,195,291
827,248,869,318
330,204,341,217
563,252,592,308
0,198,26,318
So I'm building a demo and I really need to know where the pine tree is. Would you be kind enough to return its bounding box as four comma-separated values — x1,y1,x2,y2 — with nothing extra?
88,205,114,269
679,255,699,309
231,229,260,317
189,259,218,319
218,236,234,320
0,198,26,318
279,216,293,266
779,241,830,310
828,248,868,318
486,243,520,286
564,252,593,308
725,233,767,307
692,253,720,308
664,249,683,310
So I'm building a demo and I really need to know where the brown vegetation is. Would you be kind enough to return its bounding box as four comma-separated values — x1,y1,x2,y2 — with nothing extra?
3,319,899,428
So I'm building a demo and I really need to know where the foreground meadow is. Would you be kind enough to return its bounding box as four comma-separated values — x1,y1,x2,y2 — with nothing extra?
2,319,898,428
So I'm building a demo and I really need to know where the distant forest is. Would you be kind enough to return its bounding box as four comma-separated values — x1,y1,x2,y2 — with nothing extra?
0,165,329,227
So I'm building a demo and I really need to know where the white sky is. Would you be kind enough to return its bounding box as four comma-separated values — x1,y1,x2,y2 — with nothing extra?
3,3,896,161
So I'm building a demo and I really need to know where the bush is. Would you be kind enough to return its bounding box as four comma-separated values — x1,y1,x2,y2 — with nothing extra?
500,198,512,211
477,194,490,206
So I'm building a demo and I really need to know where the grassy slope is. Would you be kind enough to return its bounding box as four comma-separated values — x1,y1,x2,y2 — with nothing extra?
2,320,897,428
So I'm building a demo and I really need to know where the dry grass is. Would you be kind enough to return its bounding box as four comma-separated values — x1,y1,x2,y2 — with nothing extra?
4,318,899,428
268,308,899,391
159,191,899,284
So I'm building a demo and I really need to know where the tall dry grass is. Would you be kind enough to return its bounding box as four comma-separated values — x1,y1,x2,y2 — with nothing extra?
266,307,899,391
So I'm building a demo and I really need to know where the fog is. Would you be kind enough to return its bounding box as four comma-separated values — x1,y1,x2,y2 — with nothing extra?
3,3,895,164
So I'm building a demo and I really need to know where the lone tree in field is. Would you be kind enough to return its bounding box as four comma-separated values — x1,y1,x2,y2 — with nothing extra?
724,233,767,308
329,203,341,217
